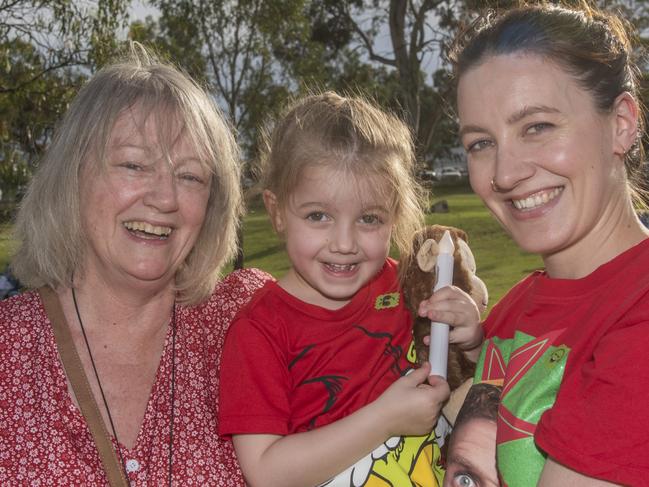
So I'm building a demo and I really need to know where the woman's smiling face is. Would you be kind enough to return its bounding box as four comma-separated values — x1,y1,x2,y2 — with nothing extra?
79,106,211,291
457,53,632,274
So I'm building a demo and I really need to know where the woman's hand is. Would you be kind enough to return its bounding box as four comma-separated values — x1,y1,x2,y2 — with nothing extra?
417,285,483,353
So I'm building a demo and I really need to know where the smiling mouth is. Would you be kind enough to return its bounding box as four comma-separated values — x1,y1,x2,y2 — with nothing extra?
324,263,357,273
511,187,563,211
123,221,172,240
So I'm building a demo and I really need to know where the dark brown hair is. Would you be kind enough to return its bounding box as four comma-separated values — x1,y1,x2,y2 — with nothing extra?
450,2,647,204
454,383,501,428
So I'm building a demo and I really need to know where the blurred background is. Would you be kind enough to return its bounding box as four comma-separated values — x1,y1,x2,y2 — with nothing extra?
1,0,648,304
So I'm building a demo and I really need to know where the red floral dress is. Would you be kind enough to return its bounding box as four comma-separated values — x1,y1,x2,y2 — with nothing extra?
0,268,272,486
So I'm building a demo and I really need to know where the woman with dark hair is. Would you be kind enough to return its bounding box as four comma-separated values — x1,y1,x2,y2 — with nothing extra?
0,44,271,485
452,3,649,486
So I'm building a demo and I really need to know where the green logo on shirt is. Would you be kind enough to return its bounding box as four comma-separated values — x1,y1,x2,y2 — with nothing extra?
375,293,400,310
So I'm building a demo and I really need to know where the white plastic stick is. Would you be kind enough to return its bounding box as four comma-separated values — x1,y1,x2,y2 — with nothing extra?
429,230,454,378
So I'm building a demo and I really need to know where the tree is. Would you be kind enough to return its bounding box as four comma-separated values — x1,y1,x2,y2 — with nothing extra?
143,0,310,152
310,0,460,161
0,0,129,205
0,1,129,94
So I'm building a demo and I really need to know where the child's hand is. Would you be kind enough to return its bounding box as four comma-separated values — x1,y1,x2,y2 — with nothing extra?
417,285,483,351
375,362,450,437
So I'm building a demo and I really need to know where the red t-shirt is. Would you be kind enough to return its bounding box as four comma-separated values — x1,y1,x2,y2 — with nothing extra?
219,259,415,436
475,237,649,486
0,268,272,486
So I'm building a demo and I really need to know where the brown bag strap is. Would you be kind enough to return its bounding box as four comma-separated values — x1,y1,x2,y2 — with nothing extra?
39,286,129,487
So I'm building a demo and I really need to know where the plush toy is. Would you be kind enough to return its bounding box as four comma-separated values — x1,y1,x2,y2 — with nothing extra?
398,225,488,394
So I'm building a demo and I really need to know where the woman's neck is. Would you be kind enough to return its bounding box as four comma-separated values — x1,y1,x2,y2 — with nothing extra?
62,270,176,339
544,202,649,279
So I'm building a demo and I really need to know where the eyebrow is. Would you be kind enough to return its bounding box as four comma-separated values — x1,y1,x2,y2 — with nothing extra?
362,205,390,213
295,203,389,212
110,140,148,150
458,124,487,139
446,454,480,474
506,105,560,124
296,201,326,208
459,104,560,139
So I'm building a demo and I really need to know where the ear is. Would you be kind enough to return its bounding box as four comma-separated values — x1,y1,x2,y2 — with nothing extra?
611,92,639,159
457,238,477,275
416,238,439,272
470,275,489,314
262,190,285,234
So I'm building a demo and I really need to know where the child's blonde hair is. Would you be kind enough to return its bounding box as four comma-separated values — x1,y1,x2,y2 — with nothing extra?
258,91,425,258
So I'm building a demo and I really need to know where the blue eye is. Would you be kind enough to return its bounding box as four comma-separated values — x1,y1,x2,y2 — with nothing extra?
466,139,493,153
526,122,553,134
454,473,477,487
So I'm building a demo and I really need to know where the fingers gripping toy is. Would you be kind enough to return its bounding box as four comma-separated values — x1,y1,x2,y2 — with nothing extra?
399,225,488,392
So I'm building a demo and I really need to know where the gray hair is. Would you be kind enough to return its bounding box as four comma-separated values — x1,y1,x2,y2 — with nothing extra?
12,43,242,305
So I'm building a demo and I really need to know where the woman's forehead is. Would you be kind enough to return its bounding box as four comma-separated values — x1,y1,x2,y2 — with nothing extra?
109,105,184,144
457,53,585,122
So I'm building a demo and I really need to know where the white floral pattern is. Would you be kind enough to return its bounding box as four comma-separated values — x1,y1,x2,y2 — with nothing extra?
0,268,272,486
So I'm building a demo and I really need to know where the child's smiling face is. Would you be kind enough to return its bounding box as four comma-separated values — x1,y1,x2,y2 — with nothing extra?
265,165,394,310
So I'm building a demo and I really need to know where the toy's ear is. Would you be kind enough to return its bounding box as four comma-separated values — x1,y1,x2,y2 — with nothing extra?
416,238,439,272
471,275,489,313
457,238,477,275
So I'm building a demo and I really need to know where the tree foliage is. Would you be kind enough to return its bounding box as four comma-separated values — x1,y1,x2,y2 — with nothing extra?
291,0,474,169
0,0,129,188
135,0,312,156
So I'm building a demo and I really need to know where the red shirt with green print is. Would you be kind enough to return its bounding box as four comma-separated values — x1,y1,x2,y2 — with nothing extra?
476,237,649,486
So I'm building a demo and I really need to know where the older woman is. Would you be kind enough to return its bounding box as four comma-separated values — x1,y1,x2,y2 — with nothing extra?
452,4,649,486
0,45,271,485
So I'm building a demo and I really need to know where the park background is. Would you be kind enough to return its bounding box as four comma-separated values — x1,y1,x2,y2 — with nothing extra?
1,0,648,305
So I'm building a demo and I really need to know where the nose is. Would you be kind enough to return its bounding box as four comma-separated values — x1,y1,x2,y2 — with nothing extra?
328,222,358,254
491,141,536,193
143,167,179,213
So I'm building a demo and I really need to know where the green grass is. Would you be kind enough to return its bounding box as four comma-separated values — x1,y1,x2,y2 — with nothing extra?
0,224,16,271
0,183,543,308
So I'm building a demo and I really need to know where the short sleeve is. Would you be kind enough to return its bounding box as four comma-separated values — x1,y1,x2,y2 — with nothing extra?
218,312,292,437
535,317,649,484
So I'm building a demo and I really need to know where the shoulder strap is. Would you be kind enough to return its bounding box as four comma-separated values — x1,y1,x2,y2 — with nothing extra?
39,286,129,487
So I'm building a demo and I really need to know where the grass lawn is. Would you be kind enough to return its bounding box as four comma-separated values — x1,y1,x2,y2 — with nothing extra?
0,183,543,308
0,224,17,271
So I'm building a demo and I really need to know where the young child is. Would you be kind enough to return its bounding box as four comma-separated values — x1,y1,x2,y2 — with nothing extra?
219,92,483,487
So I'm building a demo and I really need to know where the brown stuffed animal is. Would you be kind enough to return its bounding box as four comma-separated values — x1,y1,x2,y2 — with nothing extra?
399,225,488,393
